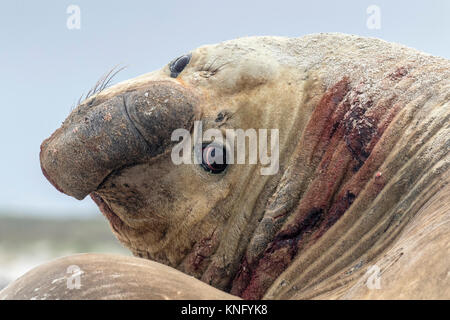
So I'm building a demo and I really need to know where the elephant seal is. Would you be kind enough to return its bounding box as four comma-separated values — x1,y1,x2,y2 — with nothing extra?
3,33,449,300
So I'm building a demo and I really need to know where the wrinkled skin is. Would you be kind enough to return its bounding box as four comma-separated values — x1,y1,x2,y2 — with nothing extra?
2,34,449,300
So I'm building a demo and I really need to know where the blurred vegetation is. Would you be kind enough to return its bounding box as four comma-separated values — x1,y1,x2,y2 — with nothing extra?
0,215,128,253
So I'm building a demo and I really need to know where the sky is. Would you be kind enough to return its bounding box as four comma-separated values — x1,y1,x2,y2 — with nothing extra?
0,0,448,217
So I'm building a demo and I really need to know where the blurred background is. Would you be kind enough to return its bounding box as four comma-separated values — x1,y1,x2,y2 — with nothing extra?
0,0,448,290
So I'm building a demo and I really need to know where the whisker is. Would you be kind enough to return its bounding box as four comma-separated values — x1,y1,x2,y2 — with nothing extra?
206,57,219,72
100,66,127,91
215,61,231,72
76,65,127,106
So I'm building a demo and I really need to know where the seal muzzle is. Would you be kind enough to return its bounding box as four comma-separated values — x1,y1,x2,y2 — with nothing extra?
40,81,196,200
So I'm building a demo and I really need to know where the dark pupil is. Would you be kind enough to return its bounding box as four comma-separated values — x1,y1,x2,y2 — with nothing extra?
170,54,191,78
201,143,227,174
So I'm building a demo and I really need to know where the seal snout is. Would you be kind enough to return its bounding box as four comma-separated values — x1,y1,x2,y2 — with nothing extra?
40,81,197,200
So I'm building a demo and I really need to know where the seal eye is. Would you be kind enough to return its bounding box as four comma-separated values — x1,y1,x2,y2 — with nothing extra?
199,142,228,174
169,54,191,78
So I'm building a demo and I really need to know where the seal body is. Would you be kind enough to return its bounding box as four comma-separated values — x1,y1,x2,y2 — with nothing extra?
6,34,450,299
0,254,237,300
